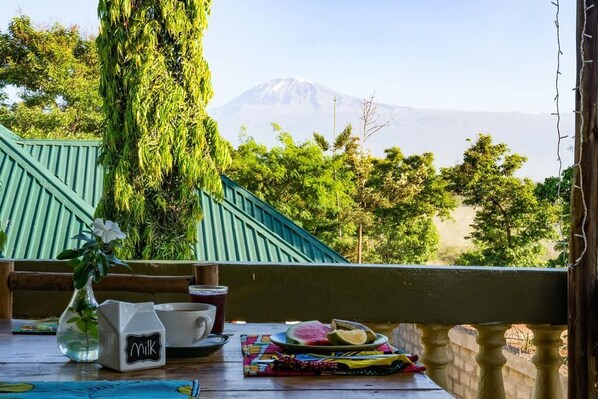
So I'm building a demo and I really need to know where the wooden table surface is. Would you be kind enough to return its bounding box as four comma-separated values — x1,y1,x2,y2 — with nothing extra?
0,320,451,398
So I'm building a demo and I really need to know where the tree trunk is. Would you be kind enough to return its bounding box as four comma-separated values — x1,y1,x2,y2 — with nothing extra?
568,2,598,397
357,223,363,264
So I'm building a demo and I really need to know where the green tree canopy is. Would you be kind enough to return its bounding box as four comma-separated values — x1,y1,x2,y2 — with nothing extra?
96,0,230,260
535,165,573,267
230,124,454,264
366,147,456,264
228,124,355,248
0,16,102,139
443,134,558,266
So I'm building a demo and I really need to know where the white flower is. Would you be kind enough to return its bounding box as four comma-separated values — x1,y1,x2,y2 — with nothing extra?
93,218,126,244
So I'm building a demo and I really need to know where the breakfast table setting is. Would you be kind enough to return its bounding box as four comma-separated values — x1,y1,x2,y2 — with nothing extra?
0,221,451,397
0,318,451,398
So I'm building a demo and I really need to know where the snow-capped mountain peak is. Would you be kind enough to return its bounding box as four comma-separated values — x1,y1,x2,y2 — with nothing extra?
228,77,350,109
266,77,312,93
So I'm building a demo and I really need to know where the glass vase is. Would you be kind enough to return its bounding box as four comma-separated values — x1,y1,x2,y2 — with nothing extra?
56,276,99,362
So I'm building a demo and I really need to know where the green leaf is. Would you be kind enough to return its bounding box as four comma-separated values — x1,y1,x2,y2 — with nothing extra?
92,269,102,284
0,229,7,253
106,254,129,269
57,248,83,260
72,233,95,243
82,241,96,250
75,318,86,331
98,255,109,277
88,322,99,339
73,264,91,289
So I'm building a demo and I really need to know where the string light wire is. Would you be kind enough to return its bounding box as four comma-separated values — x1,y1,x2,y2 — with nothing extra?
569,0,590,267
552,0,568,266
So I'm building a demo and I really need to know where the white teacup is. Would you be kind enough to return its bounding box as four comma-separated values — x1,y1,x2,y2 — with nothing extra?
154,303,215,347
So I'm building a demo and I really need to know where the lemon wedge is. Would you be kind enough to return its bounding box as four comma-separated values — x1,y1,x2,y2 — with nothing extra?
326,329,367,345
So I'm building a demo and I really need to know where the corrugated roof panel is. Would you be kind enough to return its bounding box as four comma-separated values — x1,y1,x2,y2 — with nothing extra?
220,175,348,263
0,127,94,259
20,140,103,207
195,191,311,263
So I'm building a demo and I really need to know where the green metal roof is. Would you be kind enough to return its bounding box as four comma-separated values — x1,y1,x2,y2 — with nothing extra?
19,139,103,207
0,125,94,259
220,176,347,263
0,125,347,263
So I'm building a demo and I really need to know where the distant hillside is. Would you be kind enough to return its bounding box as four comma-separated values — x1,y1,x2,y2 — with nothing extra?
210,78,575,181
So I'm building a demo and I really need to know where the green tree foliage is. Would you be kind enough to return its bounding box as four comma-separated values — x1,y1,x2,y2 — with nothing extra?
228,124,354,247
443,134,558,266
535,166,573,267
367,148,456,264
331,124,378,262
329,115,454,264
230,123,454,264
0,16,102,139
349,95,395,263
96,0,231,260
0,226,6,257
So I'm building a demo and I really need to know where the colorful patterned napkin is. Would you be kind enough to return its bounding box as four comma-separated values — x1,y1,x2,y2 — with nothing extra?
241,334,425,376
0,380,200,398
11,318,58,334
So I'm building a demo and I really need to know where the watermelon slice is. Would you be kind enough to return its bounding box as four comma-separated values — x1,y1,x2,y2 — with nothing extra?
286,320,332,345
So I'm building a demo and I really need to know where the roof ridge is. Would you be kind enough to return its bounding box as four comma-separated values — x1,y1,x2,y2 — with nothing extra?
0,125,95,222
19,139,101,145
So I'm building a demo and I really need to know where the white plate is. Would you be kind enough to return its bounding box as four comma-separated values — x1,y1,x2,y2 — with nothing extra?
269,332,388,353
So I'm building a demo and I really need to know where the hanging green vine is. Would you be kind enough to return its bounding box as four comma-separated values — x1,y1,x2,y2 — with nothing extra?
96,0,230,260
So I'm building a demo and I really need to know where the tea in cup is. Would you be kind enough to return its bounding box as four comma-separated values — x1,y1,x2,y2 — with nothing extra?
154,303,215,347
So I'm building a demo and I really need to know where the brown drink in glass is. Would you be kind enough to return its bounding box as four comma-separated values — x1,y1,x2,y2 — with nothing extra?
188,285,228,334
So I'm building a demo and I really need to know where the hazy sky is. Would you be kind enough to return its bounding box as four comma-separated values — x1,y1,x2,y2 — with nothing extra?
0,0,577,113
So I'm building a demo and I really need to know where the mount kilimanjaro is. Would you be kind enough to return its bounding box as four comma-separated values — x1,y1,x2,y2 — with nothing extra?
209,78,574,181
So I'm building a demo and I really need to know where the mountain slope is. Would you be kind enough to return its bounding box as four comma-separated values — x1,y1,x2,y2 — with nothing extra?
210,78,575,181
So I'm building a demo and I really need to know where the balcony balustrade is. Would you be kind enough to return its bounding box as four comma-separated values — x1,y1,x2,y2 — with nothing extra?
0,260,567,399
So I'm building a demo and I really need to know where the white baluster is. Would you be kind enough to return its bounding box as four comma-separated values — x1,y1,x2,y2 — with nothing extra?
527,324,566,399
417,323,453,390
474,323,509,399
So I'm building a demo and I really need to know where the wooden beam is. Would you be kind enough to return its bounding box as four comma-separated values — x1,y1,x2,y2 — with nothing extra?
569,2,598,398
217,263,567,325
0,260,14,319
9,272,191,293
7,261,568,325
192,263,219,285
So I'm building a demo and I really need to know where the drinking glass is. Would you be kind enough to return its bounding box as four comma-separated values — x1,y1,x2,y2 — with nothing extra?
188,285,228,334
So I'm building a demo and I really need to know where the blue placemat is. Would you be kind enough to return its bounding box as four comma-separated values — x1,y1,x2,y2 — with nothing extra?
0,380,199,398
11,319,58,335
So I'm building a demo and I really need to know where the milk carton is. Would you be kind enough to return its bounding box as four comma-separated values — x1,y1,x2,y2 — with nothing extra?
98,300,166,372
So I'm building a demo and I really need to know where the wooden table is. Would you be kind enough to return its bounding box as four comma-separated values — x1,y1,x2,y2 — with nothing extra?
0,320,451,398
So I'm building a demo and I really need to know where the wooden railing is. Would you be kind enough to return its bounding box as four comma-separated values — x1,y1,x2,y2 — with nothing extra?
0,260,567,399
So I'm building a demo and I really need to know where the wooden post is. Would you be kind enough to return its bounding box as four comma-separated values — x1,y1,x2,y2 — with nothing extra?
0,260,14,319
192,263,219,286
569,2,598,398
